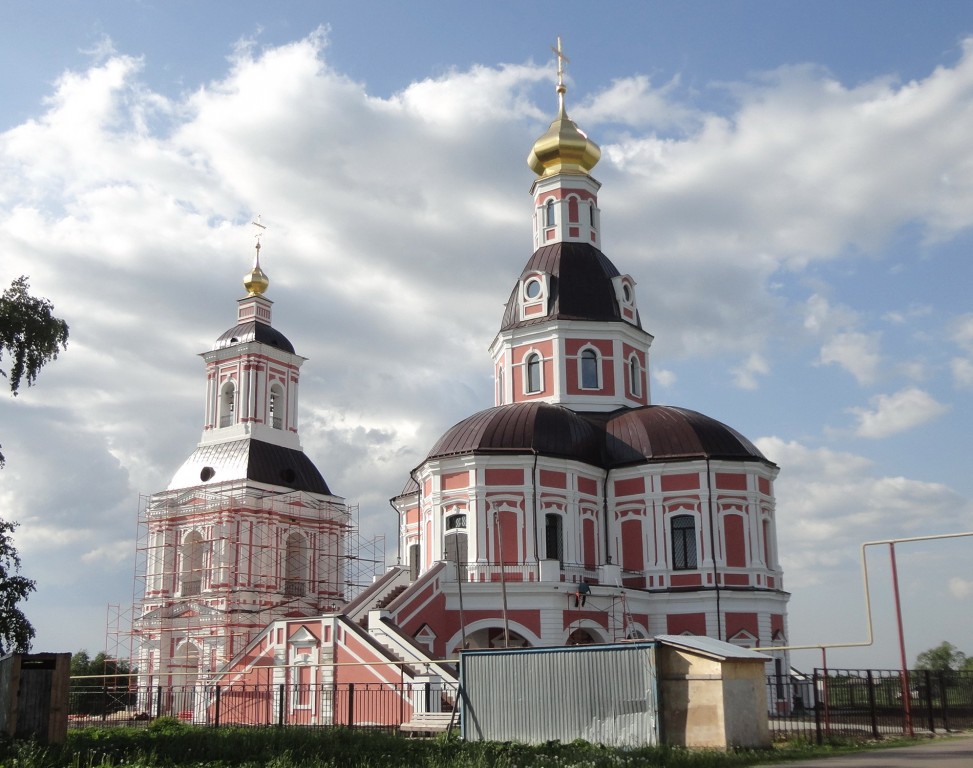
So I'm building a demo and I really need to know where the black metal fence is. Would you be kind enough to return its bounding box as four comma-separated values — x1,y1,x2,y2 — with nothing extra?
69,668,973,741
68,680,458,730
767,668,973,743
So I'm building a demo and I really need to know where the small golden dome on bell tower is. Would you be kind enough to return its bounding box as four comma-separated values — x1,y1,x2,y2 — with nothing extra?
244,217,270,296
244,243,270,296
527,37,601,178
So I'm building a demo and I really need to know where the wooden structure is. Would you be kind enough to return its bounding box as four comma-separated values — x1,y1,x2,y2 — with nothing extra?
0,653,70,744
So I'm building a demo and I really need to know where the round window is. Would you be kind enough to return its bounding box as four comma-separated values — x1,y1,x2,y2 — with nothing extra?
200,467,215,482
622,283,632,303
525,279,541,299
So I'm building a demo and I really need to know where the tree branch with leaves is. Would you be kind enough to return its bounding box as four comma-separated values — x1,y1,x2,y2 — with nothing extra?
0,519,36,653
0,275,69,466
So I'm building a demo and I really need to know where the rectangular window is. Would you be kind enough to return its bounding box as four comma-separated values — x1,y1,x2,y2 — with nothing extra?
672,515,697,570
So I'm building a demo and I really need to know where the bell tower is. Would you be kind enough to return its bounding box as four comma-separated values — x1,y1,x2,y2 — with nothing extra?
134,228,349,692
490,38,654,413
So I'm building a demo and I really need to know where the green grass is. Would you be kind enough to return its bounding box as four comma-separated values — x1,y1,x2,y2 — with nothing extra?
0,721,944,768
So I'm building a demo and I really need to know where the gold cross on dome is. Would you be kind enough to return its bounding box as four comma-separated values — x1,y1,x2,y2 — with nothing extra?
251,215,267,254
552,36,569,89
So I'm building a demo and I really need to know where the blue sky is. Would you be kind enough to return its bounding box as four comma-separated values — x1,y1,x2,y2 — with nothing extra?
2,1,973,671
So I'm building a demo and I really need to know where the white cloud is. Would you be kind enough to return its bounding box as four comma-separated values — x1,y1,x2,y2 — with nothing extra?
848,387,950,438
819,331,882,385
757,437,971,588
949,577,973,600
731,352,769,390
953,314,973,351
652,368,677,389
951,357,973,389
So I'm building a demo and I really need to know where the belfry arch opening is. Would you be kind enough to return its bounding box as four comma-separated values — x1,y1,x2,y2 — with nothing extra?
219,381,236,427
269,382,284,429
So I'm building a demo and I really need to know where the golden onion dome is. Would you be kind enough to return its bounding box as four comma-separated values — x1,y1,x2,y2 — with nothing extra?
527,39,600,178
243,243,270,296
527,98,601,177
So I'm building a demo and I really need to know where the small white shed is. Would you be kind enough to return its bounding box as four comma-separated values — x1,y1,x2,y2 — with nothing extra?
655,634,771,748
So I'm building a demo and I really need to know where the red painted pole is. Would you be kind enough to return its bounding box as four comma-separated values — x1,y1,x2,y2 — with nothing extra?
889,542,913,737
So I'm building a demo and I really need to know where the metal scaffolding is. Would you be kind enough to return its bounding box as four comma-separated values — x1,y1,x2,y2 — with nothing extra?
107,490,386,680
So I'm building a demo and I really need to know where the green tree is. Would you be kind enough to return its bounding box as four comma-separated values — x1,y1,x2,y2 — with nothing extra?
70,650,136,716
914,641,968,671
0,519,36,653
0,275,69,467
71,650,134,684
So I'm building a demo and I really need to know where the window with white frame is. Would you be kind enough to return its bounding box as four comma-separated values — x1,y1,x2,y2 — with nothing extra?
180,531,205,596
629,355,642,397
444,513,468,580
526,353,542,393
284,532,308,596
671,514,697,570
545,199,556,227
544,513,564,564
580,348,599,389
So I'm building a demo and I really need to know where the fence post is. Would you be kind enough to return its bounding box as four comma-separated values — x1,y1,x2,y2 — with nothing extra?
347,682,355,727
866,670,879,739
812,670,822,745
277,683,285,726
924,669,935,734
156,685,163,719
938,671,951,732
214,685,221,728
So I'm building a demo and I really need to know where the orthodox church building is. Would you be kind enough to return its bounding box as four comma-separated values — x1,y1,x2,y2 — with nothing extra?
133,48,790,724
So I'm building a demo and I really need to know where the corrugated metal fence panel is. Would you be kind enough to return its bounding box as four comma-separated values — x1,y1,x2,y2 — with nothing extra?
460,643,658,747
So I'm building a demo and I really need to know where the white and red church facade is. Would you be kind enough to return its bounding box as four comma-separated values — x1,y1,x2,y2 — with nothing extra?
135,58,790,726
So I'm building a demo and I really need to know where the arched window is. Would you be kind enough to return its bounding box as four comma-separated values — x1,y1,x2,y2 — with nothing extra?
408,542,421,581
497,366,504,405
219,381,236,428
444,513,468,582
526,353,541,393
180,531,205,596
269,383,284,429
629,355,642,397
580,348,599,389
589,201,596,227
544,513,563,564
671,515,697,570
545,199,555,227
284,533,308,596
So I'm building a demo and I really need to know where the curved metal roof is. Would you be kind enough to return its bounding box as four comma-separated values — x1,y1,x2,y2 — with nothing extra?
500,242,641,331
421,403,771,471
602,406,770,466
214,321,295,353
168,438,331,494
425,402,603,464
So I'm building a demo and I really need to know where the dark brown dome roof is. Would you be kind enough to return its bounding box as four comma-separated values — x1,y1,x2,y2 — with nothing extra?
500,242,642,331
425,402,602,464
215,321,295,353
602,406,770,467
421,403,771,471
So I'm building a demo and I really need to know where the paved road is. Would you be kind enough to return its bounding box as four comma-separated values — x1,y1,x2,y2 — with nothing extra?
755,733,973,767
